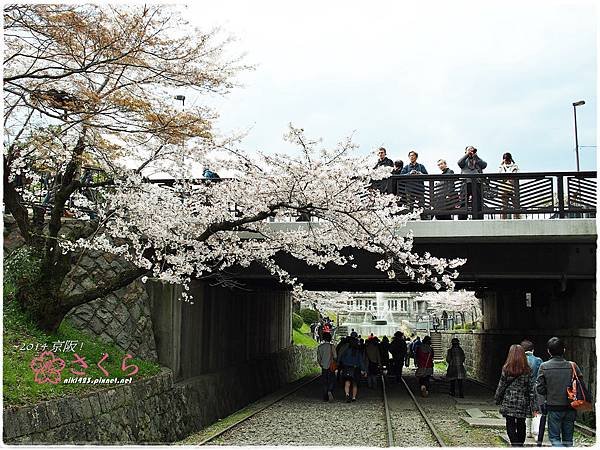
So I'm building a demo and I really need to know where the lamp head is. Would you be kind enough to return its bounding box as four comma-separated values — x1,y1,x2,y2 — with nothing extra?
573,100,585,107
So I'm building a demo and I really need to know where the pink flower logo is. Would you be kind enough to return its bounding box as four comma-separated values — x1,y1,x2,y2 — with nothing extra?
30,351,66,384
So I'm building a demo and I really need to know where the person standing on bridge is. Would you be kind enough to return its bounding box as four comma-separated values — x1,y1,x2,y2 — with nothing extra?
400,151,429,219
372,147,394,194
495,344,536,447
446,337,466,398
373,147,394,169
391,160,404,175
434,159,457,220
317,332,337,402
457,146,487,220
415,335,434,397
499,152,520,219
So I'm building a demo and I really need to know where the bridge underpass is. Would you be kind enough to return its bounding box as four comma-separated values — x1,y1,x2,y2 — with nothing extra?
147,218,596,438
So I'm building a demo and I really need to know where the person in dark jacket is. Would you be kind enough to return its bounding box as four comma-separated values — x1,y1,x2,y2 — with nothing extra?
457,146,487,220
374,147,394,169
389,331,407,383
410,335,421,367
446,337,467,397
202,167,220,179
339,338,367,402
536,337,587,447
372,147,394,194
434,159,456,220
495,344,536,447
379,336,390,370
391,160,404,175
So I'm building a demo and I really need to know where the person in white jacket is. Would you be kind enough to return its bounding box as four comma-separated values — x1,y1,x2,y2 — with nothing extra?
499,152,520,219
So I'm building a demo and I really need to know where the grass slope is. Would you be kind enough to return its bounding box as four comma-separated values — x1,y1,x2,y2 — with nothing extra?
3,276,161,407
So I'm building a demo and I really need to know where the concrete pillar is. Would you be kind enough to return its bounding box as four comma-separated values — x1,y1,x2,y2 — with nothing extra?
146,281,182,379
148,280,293,381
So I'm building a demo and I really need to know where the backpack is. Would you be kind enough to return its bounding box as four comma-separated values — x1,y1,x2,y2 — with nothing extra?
567,362,593,412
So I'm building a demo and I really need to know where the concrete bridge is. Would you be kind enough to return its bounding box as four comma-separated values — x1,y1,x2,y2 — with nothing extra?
235,218,596,291
150,217,595,408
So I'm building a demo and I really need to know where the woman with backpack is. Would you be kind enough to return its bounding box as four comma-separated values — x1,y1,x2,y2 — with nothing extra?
495,344,536,447
338,337,367,402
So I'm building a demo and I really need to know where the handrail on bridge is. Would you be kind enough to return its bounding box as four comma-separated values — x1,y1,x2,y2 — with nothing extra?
14,170,597,221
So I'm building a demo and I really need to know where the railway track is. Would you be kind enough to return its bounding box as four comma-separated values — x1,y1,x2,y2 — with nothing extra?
382,374,446,447
196,374,321,446
196,372,446,447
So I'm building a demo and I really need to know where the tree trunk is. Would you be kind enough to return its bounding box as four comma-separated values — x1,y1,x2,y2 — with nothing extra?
17,279,70,333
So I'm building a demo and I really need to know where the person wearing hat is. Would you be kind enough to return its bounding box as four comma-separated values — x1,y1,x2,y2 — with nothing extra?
446,337,467,397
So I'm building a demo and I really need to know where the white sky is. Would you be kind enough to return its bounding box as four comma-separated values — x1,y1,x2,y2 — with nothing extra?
182,0,597,174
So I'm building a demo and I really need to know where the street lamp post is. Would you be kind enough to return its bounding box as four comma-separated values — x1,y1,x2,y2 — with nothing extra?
174,94,186,107
572,100,585,171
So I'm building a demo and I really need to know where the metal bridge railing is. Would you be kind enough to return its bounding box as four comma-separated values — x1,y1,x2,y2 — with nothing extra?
13,171,597,221
381,171,596,220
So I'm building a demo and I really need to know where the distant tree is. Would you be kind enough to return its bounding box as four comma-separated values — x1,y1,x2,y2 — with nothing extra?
298,308,320,325
416,290,481,326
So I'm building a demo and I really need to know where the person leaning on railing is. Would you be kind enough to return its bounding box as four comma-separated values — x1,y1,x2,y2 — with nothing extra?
457,146,487,220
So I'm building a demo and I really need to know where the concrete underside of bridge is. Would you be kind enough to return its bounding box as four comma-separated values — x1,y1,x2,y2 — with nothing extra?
233,219,596,291
147,281,294,381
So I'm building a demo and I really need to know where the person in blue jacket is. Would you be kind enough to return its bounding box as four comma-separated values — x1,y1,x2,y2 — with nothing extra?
400,151,428,218
521,339,543,438
338,337,367,402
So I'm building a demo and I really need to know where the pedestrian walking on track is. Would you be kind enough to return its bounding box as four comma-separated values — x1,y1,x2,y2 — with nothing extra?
446,337,466,397
495,344,536,447
316,332,337,402
389,331,407,383
415,335,434,396
338,337,367,402
536,337,590,447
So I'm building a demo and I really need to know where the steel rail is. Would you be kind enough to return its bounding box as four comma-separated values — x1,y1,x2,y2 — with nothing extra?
399,376,446,447
380,374,396,447
197,373,320,445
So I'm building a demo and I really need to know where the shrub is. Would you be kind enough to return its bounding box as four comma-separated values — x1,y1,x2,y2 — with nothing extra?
453,322,477,331
292,313,304,330
299,308,319,325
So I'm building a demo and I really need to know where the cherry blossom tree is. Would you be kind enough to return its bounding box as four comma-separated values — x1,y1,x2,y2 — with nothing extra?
295,290,356,314
416,290,481,326
4,4,465,332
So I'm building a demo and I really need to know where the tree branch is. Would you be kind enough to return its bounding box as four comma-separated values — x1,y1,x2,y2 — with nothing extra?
61,266,149,310
3,155,33,244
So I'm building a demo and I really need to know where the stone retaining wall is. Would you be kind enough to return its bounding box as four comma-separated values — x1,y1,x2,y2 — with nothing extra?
3,345,317,444
64,255,157,361
440,329,596,397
